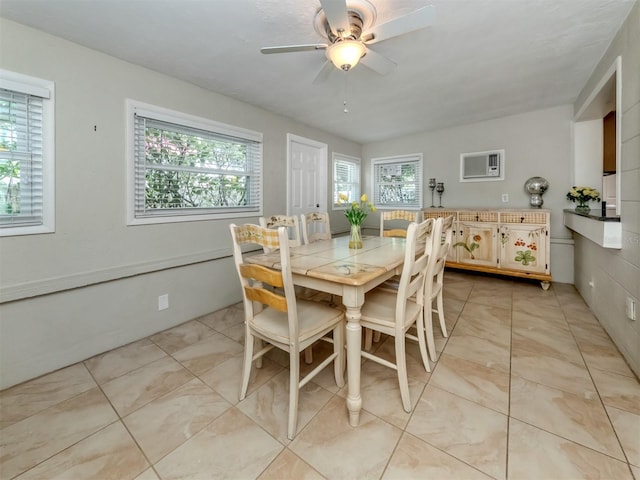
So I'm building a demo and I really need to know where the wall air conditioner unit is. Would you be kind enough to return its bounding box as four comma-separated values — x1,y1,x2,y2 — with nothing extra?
460,149,505,182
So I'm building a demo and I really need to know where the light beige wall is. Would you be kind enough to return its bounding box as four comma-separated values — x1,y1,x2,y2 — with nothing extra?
572,1,640,376
362,105,575,284
0,19,361,389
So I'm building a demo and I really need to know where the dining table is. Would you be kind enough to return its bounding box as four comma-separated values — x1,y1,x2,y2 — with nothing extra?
246,233,411,427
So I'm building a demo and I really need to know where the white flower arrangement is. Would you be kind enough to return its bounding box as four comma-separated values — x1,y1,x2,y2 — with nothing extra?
566,186,601,206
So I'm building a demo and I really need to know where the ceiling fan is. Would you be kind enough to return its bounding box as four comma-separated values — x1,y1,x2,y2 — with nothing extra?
260,0,435,82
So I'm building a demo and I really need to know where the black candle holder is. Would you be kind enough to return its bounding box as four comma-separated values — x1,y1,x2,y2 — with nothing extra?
429,178,437,207
436,182,445,207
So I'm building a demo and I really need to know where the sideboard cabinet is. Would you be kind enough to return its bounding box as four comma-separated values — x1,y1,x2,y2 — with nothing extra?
422,208,551,289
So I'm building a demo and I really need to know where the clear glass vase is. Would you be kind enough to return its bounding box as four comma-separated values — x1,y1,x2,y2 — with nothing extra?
575,201,590,214
348,223,363,249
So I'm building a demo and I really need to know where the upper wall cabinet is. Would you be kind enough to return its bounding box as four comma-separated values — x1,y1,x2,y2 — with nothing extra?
603,110,616,173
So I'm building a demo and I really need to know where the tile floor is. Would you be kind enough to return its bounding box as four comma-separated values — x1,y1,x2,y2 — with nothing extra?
1,271,639,479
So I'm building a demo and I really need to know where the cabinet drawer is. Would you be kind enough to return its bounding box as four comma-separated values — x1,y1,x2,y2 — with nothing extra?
500,211,548,225
457,211,498,222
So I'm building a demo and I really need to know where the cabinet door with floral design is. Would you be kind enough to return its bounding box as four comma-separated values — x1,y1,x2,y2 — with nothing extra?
454,222,498,267
499,225,548,273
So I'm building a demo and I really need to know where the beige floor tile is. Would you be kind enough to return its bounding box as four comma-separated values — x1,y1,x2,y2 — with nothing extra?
511,306,570,331
511,321,583,365
606,405,640,467
199,353,283,405
351,359,426,428
290,396,402,480
154,407,282,480
84,339,167,384
0,388,118,479
443,334,510,373
368,335,433,383
383,432,493,479
170,332,243,376
510,375,625,459
507,418,633,480
590,367,640,415
580,341,638,378
101,356,194,417
3,272,639,479
198,305,245,332
217,321,245,343
511,352,595,397
430,353,510,414
123,378,231,463
406,385,508,479
455,304,511,346
134,469,160,480
149,320,215,355
465,293,513,310
512,293,560,313
238,369,333,444
563,303,601,326
0,363,96,428
14,422,148,480
258,448,325,480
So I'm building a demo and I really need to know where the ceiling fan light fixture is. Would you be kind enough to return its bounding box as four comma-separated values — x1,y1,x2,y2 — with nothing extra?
326,40,366,71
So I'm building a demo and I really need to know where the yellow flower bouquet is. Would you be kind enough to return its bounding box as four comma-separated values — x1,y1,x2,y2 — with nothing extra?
338,193,376,248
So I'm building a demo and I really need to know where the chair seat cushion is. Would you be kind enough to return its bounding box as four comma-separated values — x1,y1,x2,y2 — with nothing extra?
251,299,343,345
360,288,421,329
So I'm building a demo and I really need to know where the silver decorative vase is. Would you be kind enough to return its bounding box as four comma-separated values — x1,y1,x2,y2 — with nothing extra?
524,177,549,208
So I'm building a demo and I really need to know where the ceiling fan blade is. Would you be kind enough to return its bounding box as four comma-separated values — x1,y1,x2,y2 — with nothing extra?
319,0,350,37
261,44,327,54
360,47,396,76
312,61,335,85
362,5,435,44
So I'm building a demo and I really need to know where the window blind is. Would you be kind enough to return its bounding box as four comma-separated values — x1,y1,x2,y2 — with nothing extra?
133,113,262,219
373,155,423,208
333,155,360,206
0,88,45,227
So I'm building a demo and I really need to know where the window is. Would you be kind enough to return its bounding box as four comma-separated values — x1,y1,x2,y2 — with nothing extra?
0,70,55,236
332,153,360,209
127,100,263,224
372,154,423,209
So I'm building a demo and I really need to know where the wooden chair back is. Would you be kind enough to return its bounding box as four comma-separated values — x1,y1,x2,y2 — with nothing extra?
380,210,423,238
301,212,331,244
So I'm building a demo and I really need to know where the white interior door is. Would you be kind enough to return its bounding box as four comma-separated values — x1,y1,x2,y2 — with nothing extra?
287,134,328,217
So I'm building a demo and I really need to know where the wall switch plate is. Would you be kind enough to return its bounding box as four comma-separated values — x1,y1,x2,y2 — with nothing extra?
626,297,636,321
158,294,169,311
501,193,509,203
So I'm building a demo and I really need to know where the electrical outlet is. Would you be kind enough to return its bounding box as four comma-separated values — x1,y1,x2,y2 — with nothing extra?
501,193,509,203
626,297,636,321
158,294,169,311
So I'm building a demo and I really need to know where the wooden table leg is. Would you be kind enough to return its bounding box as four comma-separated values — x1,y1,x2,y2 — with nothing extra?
345,305,363,427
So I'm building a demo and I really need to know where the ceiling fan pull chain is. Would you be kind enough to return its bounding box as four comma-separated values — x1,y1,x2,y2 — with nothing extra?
343,72,349,114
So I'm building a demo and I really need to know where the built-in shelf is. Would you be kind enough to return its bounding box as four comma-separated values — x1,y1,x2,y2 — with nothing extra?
563,209,621,249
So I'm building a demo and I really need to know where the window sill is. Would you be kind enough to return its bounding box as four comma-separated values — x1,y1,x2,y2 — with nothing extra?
563,209,621,249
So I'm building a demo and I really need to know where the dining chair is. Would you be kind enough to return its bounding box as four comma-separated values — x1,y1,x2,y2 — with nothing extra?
365,209,423,351
301,212,332,244
423,215,455,361
259,215,302,253
261,213,321,363
359,218,435,412
379,210,423,237
229,223,345,440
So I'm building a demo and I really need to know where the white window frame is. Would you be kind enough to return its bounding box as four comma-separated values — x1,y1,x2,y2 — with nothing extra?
372,153,423,209
332,152,361,210
0,70,55,237
126,99,263,225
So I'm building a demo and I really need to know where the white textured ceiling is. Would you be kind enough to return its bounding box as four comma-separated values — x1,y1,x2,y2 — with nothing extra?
0,0,635,143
